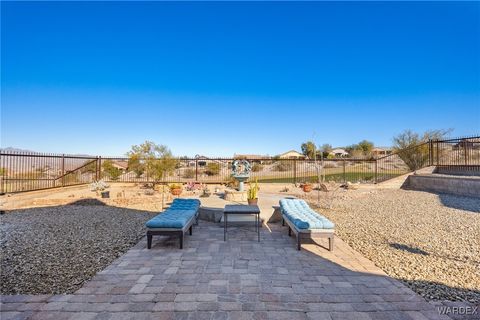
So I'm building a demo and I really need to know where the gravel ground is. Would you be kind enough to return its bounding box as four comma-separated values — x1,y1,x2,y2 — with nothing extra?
319,189,480,303
0,204,154,294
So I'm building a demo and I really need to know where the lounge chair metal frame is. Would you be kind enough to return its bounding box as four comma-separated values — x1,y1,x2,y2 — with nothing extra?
282,216,334,251
146,208,199,249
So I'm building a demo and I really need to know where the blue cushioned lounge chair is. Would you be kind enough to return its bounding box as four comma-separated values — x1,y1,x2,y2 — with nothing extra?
146,198,201,249
279,198,335,251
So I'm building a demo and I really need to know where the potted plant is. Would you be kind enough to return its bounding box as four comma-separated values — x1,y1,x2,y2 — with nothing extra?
169,183,183,196
247,178,259,205
201,186,211,197
301,182,312,193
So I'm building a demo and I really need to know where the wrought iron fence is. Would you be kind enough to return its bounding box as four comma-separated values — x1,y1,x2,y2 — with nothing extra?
1,136,478,193
431,136,480,174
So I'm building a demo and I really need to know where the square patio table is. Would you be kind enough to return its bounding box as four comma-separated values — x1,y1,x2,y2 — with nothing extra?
223,205,261,242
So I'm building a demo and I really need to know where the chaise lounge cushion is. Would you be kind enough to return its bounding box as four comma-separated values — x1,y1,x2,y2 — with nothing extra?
146,209,197,229
280,199,334,230
169,199,201,211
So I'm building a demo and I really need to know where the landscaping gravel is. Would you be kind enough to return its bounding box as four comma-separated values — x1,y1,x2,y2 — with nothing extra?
320,189,480,303
0,204,154,294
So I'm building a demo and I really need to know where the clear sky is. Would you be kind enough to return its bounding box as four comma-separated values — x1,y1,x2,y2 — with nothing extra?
1,1,479,157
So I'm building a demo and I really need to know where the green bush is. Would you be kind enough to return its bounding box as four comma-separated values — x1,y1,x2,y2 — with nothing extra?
252,163,263,172
127,154,145,178
272,161,293,172
205,162,220,176
183,168,195,179
102,160,122,181
392,129,450,171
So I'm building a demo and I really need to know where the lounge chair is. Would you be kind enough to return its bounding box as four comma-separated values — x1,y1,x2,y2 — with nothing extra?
146,198,201,249
279,198,335,251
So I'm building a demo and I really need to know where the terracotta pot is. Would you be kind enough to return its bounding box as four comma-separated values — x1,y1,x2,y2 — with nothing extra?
171,188,182,196
247,198,258,205
302,184,312,193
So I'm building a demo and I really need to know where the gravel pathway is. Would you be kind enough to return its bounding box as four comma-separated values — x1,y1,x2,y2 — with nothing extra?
319,189,480,303
0,204,154,294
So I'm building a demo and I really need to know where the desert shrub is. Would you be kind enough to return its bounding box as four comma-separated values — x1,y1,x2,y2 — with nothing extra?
252,163,263,172
205,162,220,176
80,160,97,174
272,161,293,172
392,129,450,171
169,183,183,191
102,160,122,181
183,168,195,179
225,175,239,189
323,161,337,168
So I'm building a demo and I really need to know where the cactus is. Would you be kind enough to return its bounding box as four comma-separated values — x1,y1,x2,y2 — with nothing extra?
247,178,259,200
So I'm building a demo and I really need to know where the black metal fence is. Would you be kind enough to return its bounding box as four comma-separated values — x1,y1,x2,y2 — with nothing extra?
1,136,478,194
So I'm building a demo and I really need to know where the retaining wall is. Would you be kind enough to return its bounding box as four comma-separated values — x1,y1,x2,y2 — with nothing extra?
405,174,480,197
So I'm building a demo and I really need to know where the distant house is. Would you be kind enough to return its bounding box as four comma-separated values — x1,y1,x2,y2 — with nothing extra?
112,160,128,171
329,148,349,158
372,147,392,157
192,155,225,167
278,150,306,159
233,154,270,164
453,138,480,150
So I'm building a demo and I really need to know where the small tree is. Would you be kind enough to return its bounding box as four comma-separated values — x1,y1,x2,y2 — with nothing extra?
301,141,316,159
392,129,451,170
346,140,374,158
102,160,122,181
205,162,220,176
357,140,374,154
127,153,145,178
127,141,178,182
318,143,333,158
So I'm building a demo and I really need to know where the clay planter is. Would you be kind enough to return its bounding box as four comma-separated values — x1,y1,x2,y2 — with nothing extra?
302,184,313,193
247,198,258,205
171,188,182,196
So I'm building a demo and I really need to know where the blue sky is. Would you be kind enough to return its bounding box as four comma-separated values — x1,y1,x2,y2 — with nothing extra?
1,1,479,157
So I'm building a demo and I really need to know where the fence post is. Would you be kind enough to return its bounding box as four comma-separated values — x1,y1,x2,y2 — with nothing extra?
195,159,198,182
98,156,102,181
464,140,468,165
293,159,297,184
95,157,99,181
428,139,433,166
436,141,439,165
374,160,378,184
343,159,346,183
61,154,65,187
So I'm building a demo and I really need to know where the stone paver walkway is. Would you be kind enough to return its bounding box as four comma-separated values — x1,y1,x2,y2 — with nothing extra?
1,221,452,320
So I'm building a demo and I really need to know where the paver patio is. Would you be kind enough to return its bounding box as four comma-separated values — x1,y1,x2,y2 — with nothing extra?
1,221,453,320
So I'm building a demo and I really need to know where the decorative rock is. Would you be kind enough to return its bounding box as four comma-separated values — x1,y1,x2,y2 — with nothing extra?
320,189,480,303
0,205,154,295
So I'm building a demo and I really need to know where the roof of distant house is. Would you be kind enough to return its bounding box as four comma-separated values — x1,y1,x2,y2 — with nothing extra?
234,154,270,159
279,150,305,157
330,148,348,154
112,160,128,169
